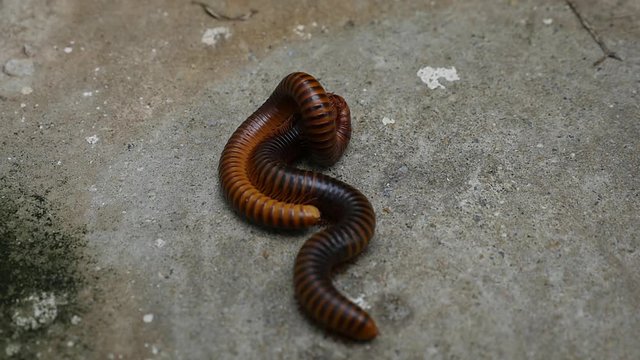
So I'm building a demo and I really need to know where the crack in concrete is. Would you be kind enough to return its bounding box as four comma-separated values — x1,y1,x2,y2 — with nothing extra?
565,0,623,66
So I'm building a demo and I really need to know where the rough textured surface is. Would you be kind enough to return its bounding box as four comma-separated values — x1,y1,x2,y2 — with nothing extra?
1,0,639,358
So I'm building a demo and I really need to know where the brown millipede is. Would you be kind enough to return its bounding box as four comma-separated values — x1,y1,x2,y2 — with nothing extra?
218,72,378,340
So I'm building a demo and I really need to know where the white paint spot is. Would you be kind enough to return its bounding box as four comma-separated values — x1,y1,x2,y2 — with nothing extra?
293,24,312,39
543,18,553,25
155,238,166,248
5,343,20,357
382,116,396,125
351,294,371,310
143,313,154,323
21,86,33,95
85,135,99,144
536,143,544,148
63,47,73,54
11,292,60,330
82,91,93,97
201,27,232,47
71,315,82,325
417,66,460,89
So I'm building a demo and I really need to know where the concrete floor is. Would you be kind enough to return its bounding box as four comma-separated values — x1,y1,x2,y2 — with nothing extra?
1,0,639,358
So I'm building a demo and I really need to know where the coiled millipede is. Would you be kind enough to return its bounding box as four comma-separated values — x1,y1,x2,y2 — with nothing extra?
218,72,378,340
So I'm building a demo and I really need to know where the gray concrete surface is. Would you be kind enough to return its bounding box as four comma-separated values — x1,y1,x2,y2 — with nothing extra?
1,0,639,358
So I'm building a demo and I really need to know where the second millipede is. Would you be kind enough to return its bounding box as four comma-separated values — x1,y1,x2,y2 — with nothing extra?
218,72,378,341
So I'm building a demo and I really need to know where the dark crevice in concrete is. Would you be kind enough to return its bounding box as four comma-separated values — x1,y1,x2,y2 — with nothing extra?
565,0,623,66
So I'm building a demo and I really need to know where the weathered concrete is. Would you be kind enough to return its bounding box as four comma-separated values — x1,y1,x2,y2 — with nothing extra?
1,0,639,358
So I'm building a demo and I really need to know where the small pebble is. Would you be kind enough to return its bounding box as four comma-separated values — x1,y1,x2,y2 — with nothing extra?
4,59,35,77
155,238,166,248
23,44,37,57
143,314,154,323
85,135,99,144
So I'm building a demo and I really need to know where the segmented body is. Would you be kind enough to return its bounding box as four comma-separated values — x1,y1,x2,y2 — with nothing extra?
218,72,378,340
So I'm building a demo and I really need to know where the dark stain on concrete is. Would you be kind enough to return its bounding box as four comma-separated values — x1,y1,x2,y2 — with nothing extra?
0,178,87,358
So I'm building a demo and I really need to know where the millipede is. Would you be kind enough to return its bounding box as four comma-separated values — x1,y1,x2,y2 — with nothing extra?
218,72,378,341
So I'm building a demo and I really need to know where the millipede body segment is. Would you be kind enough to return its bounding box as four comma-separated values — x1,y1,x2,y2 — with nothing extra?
218,72,378,341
